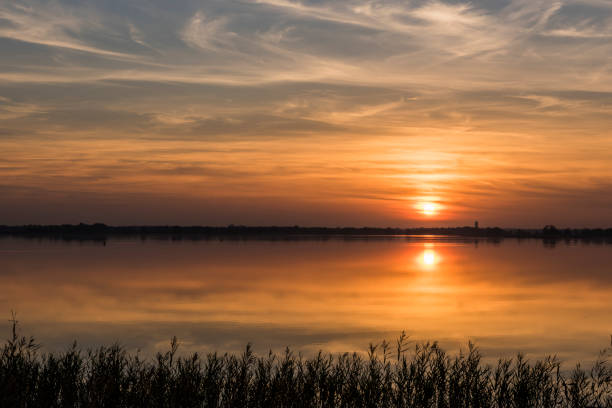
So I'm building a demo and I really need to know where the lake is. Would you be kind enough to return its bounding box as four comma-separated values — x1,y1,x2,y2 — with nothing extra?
1,236,610,366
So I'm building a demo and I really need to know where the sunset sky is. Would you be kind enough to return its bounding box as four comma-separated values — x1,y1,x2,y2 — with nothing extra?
1,0,611,227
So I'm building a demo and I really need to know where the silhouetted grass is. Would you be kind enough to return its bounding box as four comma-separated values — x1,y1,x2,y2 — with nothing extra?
1,324,610,407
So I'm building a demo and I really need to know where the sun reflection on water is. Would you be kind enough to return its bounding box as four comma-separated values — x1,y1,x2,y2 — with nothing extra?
422,250,436,265
418,244,439,268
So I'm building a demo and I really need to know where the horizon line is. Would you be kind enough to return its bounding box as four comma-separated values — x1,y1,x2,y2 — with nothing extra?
2,223,612,230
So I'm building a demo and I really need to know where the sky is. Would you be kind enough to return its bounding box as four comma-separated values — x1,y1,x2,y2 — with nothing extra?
1,0,611,227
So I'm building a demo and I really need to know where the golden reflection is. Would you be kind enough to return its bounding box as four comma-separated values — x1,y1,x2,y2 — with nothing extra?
1,238,611,362
423,250,435,265
418,245,439,268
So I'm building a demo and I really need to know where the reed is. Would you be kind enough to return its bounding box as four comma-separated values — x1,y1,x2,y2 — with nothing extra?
1,323,610,407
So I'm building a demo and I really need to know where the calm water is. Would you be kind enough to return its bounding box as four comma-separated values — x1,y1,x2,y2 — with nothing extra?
1,237,610,365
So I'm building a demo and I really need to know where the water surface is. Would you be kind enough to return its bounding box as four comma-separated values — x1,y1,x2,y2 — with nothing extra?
1,237,610,365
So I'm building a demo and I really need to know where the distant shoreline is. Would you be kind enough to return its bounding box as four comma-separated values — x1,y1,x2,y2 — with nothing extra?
1,224,612,242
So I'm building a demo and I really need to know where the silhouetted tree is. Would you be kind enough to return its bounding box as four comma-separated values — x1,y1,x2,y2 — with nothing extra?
543,225,559,236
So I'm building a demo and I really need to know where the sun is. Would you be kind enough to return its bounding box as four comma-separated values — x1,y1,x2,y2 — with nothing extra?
421,202,437,216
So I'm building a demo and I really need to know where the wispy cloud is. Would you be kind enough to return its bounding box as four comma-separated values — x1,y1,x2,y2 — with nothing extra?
0,2,137,59
181,11,234,51
1,0,610,90
0,96,45,120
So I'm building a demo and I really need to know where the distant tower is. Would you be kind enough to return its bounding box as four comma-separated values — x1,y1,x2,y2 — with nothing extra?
475,221,479,229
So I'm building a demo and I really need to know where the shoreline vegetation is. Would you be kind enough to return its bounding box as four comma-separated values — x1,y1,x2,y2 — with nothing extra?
2,324,610,407
1,224,612,243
